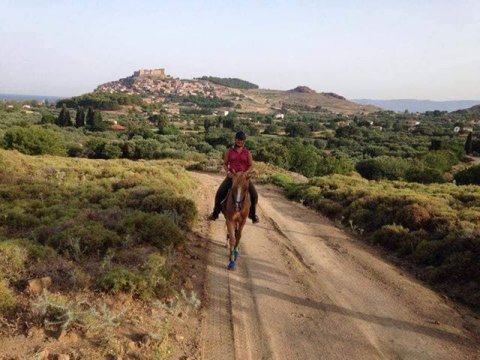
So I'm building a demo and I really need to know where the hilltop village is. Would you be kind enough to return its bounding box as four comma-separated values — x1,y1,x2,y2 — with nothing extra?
96,68,234,104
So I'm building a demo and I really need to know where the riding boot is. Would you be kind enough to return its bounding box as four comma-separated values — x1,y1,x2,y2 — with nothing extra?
248,182,259,223
209,177,232,220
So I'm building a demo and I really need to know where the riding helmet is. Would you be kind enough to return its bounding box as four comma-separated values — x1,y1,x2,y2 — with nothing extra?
235,131,246,140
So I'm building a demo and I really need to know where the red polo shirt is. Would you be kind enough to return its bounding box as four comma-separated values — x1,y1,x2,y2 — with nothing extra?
227,146,251,173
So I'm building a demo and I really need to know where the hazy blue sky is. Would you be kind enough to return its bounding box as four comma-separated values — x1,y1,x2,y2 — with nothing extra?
1,0,479,99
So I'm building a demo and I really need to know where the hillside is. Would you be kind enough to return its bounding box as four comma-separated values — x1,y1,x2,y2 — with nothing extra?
237,88,377,114
0,150,204,358
95,69,378,115
461,104,480,113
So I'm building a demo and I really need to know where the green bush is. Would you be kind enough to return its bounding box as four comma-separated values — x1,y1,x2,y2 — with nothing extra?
316,154,353,176
454,164,480,185
140,194,197,228
120,212,184,249
372,224,410,251
421,150,458,173
0,239,56,281
315,199,343,218
355,156,410,180
255,143,290,168
0,280,16,314
405,163,445,184
142,253,168,293
2,126,66,156
46,222,122,259
288,142,319,177
0,240,28,281
97,267,151,298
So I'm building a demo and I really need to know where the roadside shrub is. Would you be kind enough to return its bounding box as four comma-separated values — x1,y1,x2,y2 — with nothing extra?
140,194,197,228
0,239,56,282
0,240,28,281
414,239,447,266
315,199,343,219
394,204,432,230
97,267,150,299
267,173,295,188
372,224,410,251
429,250,477,284
120,212,184,249
0,280,17,314
349,208,375,232
142,253,168,294
46,223,122,259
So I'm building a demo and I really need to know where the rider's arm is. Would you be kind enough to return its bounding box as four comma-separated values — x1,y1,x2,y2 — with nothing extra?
223,149,231,175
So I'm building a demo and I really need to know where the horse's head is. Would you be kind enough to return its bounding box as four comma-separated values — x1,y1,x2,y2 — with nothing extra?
231,172,250,212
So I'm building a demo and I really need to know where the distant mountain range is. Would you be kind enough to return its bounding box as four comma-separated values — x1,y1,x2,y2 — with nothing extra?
352,99,480,113
0,93,62,102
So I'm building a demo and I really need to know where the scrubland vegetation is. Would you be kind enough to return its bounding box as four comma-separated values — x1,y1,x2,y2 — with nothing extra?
1,93,479,331
0,147,200,357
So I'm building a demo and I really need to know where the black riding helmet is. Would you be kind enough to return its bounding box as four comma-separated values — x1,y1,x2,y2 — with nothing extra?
235,131,246,140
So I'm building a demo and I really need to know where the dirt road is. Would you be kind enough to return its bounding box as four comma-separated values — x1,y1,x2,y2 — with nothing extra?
193,172,480,360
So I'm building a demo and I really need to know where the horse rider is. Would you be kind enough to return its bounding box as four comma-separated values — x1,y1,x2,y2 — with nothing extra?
208,131,259,224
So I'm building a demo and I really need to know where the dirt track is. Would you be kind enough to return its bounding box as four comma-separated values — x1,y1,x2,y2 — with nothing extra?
193,172,480,360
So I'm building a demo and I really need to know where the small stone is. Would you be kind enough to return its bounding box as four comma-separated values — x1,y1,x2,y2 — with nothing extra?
27,327,44,339
184,278,194,291
191,274,197,279
27,276,52,294
127,341,136,351
56,355,70,360
36,350,49,360
175,334,185,342
56,329,67,340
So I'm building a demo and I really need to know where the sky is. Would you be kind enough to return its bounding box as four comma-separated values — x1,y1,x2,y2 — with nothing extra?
0,0,479,100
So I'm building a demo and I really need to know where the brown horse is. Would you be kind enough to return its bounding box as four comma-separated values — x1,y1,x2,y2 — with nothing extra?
221,172,251,270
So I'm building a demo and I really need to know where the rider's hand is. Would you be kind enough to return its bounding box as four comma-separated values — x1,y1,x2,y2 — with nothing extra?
227,171,233,178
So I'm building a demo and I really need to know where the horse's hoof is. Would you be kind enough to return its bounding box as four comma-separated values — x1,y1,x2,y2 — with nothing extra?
234,250,240,260
227,260,236,270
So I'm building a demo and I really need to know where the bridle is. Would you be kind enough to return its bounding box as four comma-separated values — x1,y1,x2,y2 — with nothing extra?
231,185,247,212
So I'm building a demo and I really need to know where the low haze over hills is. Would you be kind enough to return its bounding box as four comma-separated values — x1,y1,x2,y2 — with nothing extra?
353,99,480,113
0,93,61,102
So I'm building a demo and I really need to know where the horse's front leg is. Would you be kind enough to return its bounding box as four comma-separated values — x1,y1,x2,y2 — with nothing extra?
226,221,237,269
234,218,247,253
